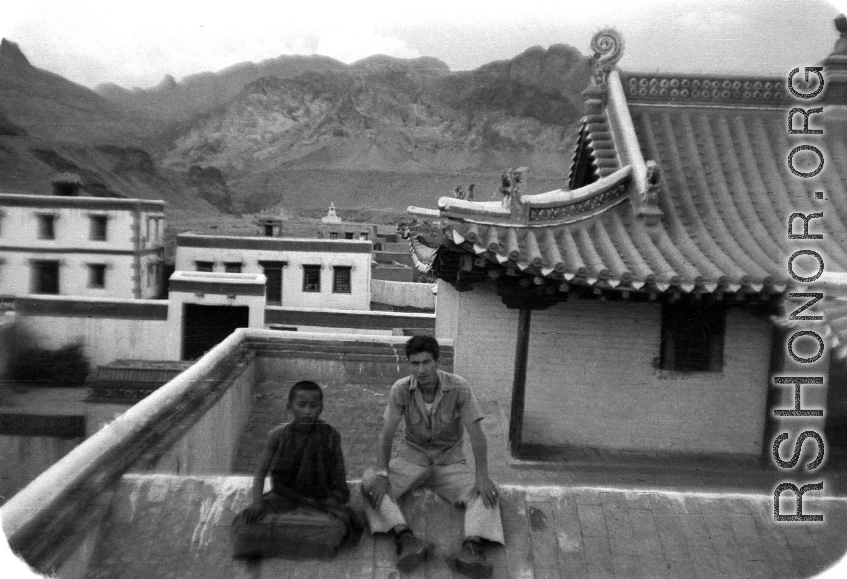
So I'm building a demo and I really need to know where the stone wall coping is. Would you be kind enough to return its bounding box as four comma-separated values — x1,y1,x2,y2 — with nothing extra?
249,328,450,346
170,271,267,284
15,295,167,306
265,306,435,320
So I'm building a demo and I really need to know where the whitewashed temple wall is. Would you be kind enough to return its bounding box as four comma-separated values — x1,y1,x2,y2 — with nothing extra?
439,280,774,455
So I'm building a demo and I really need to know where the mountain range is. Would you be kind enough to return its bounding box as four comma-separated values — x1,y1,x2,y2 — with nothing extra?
0,38,593,216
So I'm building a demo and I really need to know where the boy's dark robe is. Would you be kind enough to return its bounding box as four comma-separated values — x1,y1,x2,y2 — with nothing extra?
233,420,361,555
268,420,349,504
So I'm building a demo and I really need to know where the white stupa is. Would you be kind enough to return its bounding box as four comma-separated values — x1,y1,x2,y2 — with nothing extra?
321,202,342,224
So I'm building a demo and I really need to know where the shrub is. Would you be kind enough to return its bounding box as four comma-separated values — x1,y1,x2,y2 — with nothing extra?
6,341,90,388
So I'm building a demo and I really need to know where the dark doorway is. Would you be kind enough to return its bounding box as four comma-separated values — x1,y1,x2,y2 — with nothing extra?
259,261,285,305
182,304,249,360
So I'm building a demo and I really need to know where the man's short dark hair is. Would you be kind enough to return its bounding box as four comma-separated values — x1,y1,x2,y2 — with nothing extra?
405,335,440,361
288,380,323,404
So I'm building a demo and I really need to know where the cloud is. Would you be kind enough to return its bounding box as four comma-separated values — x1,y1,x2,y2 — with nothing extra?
674,8,745,31
314,27,421,64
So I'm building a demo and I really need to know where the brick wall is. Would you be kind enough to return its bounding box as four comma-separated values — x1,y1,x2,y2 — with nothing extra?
442,281,773,455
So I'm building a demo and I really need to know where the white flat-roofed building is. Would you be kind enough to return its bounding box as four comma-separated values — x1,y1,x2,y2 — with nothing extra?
174,234,372,310
0,193,165,299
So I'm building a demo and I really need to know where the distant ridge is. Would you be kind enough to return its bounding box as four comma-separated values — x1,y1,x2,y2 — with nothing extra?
95,53,352,122
0,38,30,68
0,39,593,215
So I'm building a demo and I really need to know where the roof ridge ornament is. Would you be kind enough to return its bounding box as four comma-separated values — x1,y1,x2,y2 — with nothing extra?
641,160,664,226
590,28,624,89
500,167,529,221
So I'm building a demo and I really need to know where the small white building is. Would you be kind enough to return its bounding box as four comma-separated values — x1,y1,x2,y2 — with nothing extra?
166,271,267,360
174,234,372,310
0,193,165,299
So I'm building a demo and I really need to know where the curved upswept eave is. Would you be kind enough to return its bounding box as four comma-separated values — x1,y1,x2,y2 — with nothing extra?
575,226,610,282
814,138,847,272
655,110,753,285
539,228,566,276
607,208,668,287
637,110,731,286
729,115,792,255
705,114,786,274
677,111,774,284
591,218,631,286
557,227,589,279
769,122,847,269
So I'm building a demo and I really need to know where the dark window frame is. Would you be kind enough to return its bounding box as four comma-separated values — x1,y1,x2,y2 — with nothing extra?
303,265,321,292
88,263,106,289
224,262,243,274
660,301,726,373
195,261,214,272
89,215,108,241
37,214,56,240
332,266,352,293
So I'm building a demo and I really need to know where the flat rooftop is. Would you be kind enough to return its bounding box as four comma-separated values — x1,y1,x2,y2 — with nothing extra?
81,474,847,579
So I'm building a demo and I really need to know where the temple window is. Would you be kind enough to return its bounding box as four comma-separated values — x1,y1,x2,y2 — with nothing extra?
660,302,725,372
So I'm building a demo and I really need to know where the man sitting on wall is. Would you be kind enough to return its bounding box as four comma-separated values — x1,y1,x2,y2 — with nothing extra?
361,335,504,577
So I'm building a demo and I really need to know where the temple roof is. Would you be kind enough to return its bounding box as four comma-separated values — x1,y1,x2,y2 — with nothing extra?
407,25,847,298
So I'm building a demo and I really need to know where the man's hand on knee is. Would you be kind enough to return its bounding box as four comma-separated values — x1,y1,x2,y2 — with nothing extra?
473,474,499,509
364,472,391,509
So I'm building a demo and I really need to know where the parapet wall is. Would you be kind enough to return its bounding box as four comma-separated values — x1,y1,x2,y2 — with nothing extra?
13,296,435,367
0,329,253,575
15,296,169,366
248,332,453,387
0,330,453,576
370,279,435,310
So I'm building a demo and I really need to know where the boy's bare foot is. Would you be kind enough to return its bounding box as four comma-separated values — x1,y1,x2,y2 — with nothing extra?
396,532,430,572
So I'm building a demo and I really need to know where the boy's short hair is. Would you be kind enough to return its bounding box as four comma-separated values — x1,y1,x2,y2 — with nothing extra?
404,335,440,361
288,380,323,404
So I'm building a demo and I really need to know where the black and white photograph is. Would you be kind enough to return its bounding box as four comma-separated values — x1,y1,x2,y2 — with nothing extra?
2,1,847,577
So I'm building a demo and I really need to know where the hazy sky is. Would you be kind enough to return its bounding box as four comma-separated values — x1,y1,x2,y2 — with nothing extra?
1,0,845,90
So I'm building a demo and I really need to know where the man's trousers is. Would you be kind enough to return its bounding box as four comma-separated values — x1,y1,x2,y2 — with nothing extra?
361,457,504,544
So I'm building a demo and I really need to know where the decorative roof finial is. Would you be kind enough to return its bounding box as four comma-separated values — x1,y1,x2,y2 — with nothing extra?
832,14,847,57
589,28,624,88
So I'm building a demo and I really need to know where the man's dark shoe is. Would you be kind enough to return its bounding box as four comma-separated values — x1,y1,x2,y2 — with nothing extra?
453,540,493,579
396,532,430,572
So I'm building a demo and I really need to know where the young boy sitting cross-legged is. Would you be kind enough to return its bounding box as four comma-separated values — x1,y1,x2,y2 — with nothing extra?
232,380,360,558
